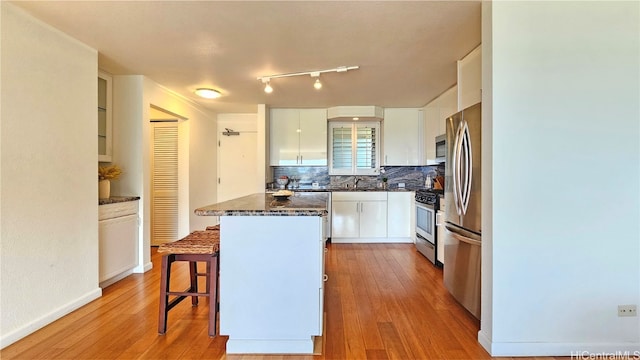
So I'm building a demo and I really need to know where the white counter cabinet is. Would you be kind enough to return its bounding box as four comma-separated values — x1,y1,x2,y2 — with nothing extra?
220,215,326,354
387,192,413,240
98,200,139,287
332,192,387,241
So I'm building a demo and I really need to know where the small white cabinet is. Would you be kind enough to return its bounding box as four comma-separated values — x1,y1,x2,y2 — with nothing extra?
424,85,457,164
270,108,327,166
457,45,482,111
387,192,413,239
98,200,139,287
383,108,424,165
98,71,113,162
332,192,387,242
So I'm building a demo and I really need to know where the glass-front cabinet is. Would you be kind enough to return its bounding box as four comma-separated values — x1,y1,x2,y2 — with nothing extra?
98,71,113,162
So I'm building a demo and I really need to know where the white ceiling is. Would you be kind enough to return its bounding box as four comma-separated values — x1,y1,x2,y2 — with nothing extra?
11,1,481,114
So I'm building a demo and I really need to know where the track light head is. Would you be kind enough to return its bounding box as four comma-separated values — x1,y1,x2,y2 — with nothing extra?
314,78,322,90
262,78,273,93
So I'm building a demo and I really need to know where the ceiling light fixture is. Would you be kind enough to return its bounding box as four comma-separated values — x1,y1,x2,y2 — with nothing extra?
257,65,359,93
262,78,273,94
195,88,221,99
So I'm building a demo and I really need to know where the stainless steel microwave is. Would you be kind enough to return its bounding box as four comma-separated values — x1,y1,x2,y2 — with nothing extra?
435,134,446,163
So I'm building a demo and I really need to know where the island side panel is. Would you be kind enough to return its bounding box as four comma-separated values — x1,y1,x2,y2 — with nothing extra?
220,215,324,354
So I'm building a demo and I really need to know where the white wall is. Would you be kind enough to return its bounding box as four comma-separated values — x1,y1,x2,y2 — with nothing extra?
481,1,640,356
0,3,101,347
112,77,218,271
189,107,218,232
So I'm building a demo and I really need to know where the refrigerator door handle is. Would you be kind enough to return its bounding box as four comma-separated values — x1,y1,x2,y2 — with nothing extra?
444,225,482,246
461,120,472,215
453,123,465,215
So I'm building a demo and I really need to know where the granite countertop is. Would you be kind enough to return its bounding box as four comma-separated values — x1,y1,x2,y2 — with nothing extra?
99,196,141,205
195,193,329,217
267,185,418,193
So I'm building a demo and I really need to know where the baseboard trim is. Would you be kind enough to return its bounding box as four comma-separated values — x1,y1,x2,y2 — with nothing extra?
484,339,640,357
0,287,102,349
133,261,153,273
332,237,413,244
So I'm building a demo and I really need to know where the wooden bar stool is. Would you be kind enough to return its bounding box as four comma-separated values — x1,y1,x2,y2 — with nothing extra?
157,229,220,337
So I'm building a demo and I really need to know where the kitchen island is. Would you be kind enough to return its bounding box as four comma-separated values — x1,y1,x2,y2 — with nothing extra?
195,192,328,354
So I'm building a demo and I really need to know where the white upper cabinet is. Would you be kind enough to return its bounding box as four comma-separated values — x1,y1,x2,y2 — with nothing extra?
457,45,482,111
270,108,327,166
424,85,457,164
329,121,380,175
438,86,458,133
382,108,424,166
98,71,113,162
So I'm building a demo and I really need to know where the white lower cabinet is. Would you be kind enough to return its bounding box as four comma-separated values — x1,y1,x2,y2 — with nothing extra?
98,200,139,287
332,192,390,242
387,192,413,239
220,215,324,354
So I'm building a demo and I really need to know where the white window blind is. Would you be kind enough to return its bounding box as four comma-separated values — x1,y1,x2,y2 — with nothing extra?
332,125,353,171
151,125,179,245
356,126,376,170
329,122,380,175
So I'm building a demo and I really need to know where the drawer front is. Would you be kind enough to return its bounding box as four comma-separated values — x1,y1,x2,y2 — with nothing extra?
99,200,138,220
332,191,387,202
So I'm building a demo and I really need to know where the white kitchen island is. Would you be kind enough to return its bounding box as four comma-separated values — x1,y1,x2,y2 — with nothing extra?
194,193,328,354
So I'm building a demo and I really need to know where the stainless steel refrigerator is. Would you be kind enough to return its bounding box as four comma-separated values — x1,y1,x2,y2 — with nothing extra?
443,102,482,319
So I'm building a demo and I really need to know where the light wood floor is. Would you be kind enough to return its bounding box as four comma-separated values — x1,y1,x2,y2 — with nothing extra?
2,243,567,360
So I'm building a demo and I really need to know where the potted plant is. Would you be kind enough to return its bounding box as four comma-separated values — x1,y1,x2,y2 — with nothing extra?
98,164,122,199
382,177,388,190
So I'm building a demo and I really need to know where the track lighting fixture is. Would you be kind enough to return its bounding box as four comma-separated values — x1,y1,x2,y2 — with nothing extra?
257,65,358,93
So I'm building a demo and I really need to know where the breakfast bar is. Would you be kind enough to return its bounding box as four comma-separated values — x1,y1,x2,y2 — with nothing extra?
194,192,329,354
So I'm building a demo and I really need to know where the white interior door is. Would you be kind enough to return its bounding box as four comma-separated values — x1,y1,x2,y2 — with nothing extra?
151,122,178,245
217,131,258,202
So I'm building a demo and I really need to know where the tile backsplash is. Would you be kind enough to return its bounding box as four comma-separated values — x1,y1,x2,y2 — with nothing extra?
271,165,444,189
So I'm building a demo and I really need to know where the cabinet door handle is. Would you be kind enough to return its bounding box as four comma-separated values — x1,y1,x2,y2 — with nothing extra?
300,155,303,163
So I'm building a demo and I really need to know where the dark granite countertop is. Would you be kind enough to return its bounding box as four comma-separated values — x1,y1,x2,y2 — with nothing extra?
99,196,141,205
267,186,418,193
195,193,329,217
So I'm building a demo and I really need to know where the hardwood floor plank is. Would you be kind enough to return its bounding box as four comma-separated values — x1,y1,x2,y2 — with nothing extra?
1,243,571,360
365,349,389,360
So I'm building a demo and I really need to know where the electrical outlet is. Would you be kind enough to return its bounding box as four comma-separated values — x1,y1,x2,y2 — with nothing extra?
618,305,637,317
398,182,405,188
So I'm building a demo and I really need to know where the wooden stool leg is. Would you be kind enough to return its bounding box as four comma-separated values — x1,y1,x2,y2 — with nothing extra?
158,254,173,335
189,261,199,306
208,255,219,337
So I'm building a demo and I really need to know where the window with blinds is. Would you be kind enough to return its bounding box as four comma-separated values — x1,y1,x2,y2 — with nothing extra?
329,122,380,175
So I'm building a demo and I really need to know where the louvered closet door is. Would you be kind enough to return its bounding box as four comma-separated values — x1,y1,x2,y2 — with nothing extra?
151,124,178,245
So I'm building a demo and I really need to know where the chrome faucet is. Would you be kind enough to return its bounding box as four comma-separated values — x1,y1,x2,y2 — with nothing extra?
354,177,361,189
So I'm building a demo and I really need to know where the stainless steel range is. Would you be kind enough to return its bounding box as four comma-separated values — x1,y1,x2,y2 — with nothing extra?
415,189,440,266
